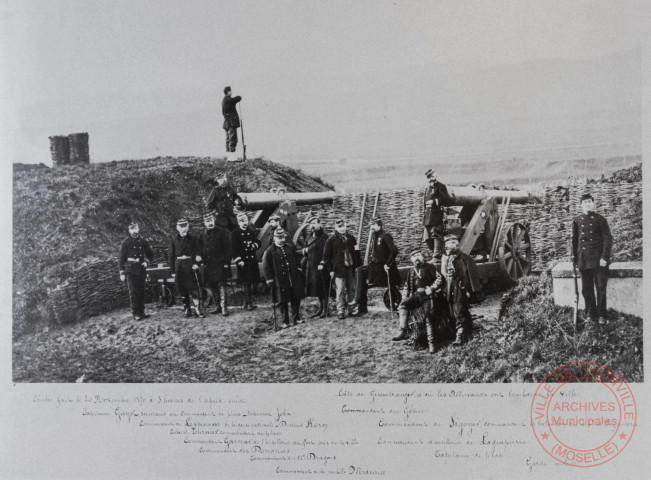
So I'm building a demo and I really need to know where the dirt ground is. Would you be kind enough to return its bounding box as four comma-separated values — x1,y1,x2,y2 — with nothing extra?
12,291,502,383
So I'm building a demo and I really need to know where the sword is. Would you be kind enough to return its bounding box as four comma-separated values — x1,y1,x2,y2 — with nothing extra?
387,270,396,320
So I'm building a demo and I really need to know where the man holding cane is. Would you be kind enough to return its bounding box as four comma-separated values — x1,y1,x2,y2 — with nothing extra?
119,221,153,321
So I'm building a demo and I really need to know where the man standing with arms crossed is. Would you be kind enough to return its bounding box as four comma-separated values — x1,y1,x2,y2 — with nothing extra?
423,169,451,260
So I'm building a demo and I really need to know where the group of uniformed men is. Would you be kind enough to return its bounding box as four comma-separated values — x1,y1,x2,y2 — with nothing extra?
119,168,614,353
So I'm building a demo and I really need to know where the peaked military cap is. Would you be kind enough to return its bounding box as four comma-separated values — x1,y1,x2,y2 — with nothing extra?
409,249,422,257
202,211,214,220
176,218,189,226
580,193,594,202
268,214,281,222
444,233,459,243
274,227,287,238
128,221,139,228
425,168,436,178
335,218,346,227
236,212,249,221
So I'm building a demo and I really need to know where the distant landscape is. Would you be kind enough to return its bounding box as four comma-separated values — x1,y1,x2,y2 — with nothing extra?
292,153,642,191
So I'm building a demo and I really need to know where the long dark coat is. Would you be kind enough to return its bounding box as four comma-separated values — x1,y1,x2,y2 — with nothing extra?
323,232,359,278
222,95,241,129
301,229,328,297
440,251,481,304
367,229,401,287
168,233,201,291
231,227,261,283
198,226,232,283
571,212,613,269
262,244,306,303
423,181,451,227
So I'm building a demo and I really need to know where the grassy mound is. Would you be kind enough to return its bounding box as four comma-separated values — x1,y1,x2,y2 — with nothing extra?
13,157,333,334
422,274,643,382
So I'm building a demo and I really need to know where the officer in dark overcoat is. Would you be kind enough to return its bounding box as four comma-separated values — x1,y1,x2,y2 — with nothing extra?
222,86,242,154
118,221,154,320
231,211,261,310
440,234,480,345
198,211,232,316
299,216,329,318
571,193,613,324
422,169,451,259
322,219,359,319
206,173,239,231
351,217,400,316
168,218,203,318
263,228,306,328
392,250,446,354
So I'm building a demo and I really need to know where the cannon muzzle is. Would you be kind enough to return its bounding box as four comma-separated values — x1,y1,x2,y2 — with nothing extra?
447,186,537,205
238,191,336,210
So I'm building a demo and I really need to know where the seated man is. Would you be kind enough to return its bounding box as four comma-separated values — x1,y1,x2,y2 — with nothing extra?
392,249,446,354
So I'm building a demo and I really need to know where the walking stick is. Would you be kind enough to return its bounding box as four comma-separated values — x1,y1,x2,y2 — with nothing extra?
125,275,135,316
193,269,205,317
238,103,246,161
572,245,579,328
270,287,278,331
386,270,396,320
325,276,334,317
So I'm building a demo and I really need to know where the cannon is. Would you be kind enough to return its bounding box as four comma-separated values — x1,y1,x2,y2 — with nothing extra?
237,190,336,258
437,185,537,285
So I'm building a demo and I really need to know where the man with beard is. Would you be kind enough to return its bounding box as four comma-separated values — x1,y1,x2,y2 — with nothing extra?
169,218,204,318
263,228,306,328
206,173,239,231
323,219,359,319
423,169,451,259
198,212,232,316
440,234,481,345
231,211,261,310
299,216,329,318
351,217,400,317
571,193,613,324
119,221,154,321
392,250,446,354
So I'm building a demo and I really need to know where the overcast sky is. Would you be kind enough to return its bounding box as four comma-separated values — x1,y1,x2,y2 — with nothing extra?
1,0,648,164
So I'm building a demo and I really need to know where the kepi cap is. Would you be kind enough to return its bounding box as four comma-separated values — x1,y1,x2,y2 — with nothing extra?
335,218,346,227
580,193,594,202
273,228,287,238
176,218,189,226
444,233,459,243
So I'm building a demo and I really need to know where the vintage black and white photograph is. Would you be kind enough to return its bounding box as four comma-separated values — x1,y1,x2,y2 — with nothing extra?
9,1,644,385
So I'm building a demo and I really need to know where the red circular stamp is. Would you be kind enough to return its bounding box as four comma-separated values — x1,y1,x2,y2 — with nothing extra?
530,361,637,467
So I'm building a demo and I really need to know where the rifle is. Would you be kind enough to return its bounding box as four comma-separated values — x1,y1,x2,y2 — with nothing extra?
386,270,396,321
365,188,380,265
355,190,367,265
238,103,246,161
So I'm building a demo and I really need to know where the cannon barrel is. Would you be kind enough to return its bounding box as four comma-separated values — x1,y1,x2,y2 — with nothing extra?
447,186,537,205
238,191,336,210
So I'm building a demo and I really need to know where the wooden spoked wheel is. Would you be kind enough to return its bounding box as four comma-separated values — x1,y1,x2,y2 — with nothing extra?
292,222,311,250
498,222,532,283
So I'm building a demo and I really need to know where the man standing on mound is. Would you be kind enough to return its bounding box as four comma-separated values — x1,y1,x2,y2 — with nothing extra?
263,228,306,328
222,86,242,160
169,218,204,318
572,192,613,325
119,221,153,321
